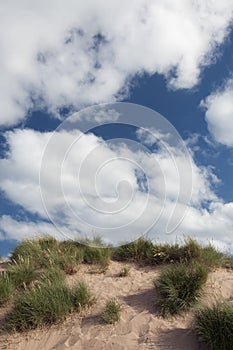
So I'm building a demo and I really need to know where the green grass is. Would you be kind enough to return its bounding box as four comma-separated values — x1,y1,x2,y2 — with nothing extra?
83,246,111,269
153,237,201,264
112,237,202,265
42,248,79,275
119,266,130,277
199,244,224,268
7,257,37,289
155,263,208,316
102,299,121,324
9,236,113,275
37,236,60,251
112,237,154,263
6,281,73,332
10,236,229,272
195,303,233,350
5,276,93,332
112,237,229,269
39,267,66,284
72,281,94,311
0,275,15,306
10,240,43,267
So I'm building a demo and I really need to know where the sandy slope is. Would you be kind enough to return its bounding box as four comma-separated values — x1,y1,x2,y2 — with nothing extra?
0,261,232,350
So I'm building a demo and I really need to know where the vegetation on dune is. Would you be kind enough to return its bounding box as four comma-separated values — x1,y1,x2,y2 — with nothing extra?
155,263,208,316
195,303,233,350
39,267,66,284
5,274,92,332
72,281,94,311
119,266,130,277
10,239,43,267
102,299,121,324
112,236,230,269
9,236,111,273
82,245,111,269
6,281,73,331
112,237,154,263
2,234,232,335
7,257,37,289
0,274,15,306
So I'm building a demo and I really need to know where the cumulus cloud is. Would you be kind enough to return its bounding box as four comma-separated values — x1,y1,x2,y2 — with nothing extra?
202,78,233,147
1,127,232,250
0,0,233,126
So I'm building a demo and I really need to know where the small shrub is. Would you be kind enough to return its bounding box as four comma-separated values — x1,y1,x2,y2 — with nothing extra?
155,263,208,316
0,275,15,306
6,279,73,332
195,303,233,350
72,281,93,311
7,257,37,289
102,299,121,324
119,266,130,277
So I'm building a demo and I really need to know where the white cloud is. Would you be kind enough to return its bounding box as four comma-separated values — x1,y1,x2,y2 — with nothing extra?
0,215,60,242
202,78,233,147
0,0,233,126
1,127,232,251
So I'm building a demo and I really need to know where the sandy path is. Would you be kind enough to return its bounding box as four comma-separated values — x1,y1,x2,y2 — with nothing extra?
0,262,232,350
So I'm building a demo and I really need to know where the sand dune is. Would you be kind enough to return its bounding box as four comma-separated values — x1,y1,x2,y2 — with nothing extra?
0,261,232,350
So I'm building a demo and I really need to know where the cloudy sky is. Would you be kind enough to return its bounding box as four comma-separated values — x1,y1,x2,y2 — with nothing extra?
1,1,233,256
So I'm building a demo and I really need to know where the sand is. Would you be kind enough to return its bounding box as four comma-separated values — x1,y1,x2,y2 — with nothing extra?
0,261,232,350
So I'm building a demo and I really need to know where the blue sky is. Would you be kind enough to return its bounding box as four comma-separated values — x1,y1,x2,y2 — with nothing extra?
1,1,233,256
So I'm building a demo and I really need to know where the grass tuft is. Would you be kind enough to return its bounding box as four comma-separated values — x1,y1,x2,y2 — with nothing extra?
10,240,43,267
155,263,208,316
7,257,37,289
72,281,94,311
0,275,15,306
119,266,130,277
102,299,121,324
112,237,154,263
39,267,66,285
195,303,233,350
83,246,111,269
6,280,73,332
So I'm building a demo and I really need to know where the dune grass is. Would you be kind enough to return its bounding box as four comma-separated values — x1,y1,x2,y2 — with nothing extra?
112,236,229,269
82,245,111,269
10,235,229,271
2,235,233,334
155,263,208,316
0,275,15,306
6,281,73,331
119,266,130,277
112,237,154,263
5,274,92,332
39,267,66,284
72,281,94,311
10,236,112,274
7,257,37,289
10,239,43,267
112,237,203,265
102,299,121,324
195,303,233,350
